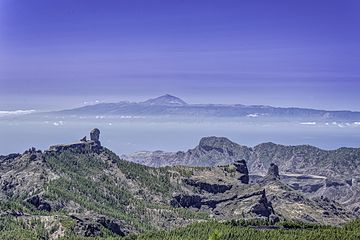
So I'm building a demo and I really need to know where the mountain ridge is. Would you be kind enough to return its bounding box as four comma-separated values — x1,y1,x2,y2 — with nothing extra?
125,136,360,176
36,95,360,121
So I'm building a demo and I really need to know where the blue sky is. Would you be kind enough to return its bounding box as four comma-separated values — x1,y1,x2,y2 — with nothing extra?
0,0,359,111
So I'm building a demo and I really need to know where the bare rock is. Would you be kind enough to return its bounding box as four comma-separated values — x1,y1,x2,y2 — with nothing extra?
26,195,52,212
184,178,232,194
71,216,102,237
249,190,276,219
266,163,280,180
97,217,126,236
71,215,133,237
90,128,100,142
170,194,203,209
234,159,249,184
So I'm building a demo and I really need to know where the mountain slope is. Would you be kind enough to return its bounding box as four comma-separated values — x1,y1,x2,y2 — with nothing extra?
1,129,357,239
125,136,360,214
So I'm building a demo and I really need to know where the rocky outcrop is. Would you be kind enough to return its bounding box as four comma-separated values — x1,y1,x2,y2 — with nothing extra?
49,129,102,153
26,195,52,212
0,153,21,162
49,141,101,153
325,178,346,187
170,194,203,208
249,190,275,219
97,217,127,236
70,214,133,237
265,163,280,181
0,151,56,200
90,128,100,142
234,159,249,184
170,187,280,223
71,215,102,237
183,179,232,194
290,183,324,193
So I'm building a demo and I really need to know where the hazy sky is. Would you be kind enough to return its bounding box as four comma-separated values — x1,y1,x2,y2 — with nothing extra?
0,0,360,111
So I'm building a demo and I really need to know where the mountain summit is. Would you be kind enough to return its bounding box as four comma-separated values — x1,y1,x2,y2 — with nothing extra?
143,94,188,106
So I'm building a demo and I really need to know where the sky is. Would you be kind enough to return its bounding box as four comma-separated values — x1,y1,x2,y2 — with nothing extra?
0,0,360,111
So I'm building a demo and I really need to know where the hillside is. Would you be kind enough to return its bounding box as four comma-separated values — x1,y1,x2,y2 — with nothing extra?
125,136,360,215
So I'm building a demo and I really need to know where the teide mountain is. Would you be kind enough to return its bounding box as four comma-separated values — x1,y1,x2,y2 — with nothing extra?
1,129,357,239
42,94,360,121
143,94,188,106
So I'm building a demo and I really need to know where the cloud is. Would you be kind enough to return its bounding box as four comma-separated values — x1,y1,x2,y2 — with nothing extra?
0,109,35,117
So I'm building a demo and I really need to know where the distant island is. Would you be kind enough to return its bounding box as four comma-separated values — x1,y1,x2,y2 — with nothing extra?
35,94,360,122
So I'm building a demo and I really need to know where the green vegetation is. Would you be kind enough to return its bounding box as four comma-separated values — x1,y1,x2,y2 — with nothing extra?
116,156,175,195
41,149,208,232
44,150,160,231
133,220,360,240
1,218,360,240
0,217,48,240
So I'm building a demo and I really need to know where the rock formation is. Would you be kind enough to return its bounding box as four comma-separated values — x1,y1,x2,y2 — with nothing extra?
183,178,232,194
248,190,275,219
26,195,52,212
49,129,102,153
234,159,249,184
170,194,203,209
90,128,100,142
70,215,134,237
266,163,280,180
